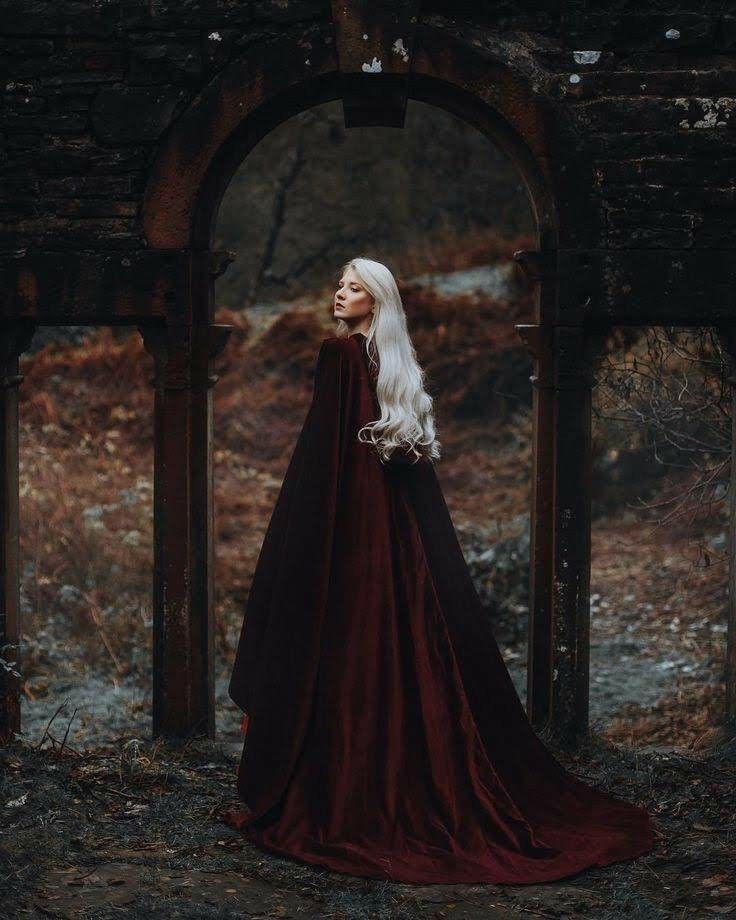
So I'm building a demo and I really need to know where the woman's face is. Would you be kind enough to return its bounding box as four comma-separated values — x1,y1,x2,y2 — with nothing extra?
334,267,374,323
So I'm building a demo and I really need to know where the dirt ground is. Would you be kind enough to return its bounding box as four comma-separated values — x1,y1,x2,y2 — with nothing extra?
2,724,735,920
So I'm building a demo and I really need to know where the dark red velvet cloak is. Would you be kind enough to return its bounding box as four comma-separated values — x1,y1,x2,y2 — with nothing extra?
223,331,655,884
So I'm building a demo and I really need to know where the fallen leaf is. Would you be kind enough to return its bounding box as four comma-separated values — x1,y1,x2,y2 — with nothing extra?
703,876,732,888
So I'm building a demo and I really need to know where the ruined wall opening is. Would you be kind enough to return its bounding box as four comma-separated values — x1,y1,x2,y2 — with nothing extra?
83,30,596,743
210,96,542,741
590,325,729,753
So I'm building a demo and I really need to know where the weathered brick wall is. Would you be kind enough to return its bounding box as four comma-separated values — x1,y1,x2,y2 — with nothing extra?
1,1,735,321
1,1,326,254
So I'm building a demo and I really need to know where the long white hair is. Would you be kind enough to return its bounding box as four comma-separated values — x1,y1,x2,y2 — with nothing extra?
335,257,441,465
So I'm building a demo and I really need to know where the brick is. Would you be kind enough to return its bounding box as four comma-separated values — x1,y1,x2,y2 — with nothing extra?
3,94,46,113
0,1,120,37
3,132,42,149
574,97,687,132
607,225,693,249
2,112,87,133
0,177,41,195
608,14,715,52
40,175,138,196
0,217,141,250
586,130,736,158
564,69,736,99
692,218,736,248
27,145,147,175
50,199,139,218
120,0,252,32
90,84,187,143
40,70,125,86
3,38,54,55
601,183,735,211
597,249,736,323
0,200,44,219
128,43,202,84
596,158,736,187
606,209,694,231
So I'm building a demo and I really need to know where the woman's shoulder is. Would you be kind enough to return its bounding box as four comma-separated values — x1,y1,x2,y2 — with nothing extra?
319,334,365,357
321,333,363,346
313,336,363,379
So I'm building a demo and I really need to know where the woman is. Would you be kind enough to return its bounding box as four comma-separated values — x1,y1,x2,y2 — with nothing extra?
223,257,655,884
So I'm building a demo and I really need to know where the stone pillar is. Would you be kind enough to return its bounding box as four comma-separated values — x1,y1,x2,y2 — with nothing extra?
0,321,36,743
138,322,232,740
547,324,610,748
716,325,736,735
515,322,555,730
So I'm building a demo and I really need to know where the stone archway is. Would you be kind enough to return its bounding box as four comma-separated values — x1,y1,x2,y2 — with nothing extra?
139,18,602,746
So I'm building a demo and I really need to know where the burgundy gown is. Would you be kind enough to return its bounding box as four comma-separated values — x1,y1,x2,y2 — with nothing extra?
223,331,655,884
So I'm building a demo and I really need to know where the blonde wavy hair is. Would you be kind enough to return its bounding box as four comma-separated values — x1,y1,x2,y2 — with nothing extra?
335,257,441,465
